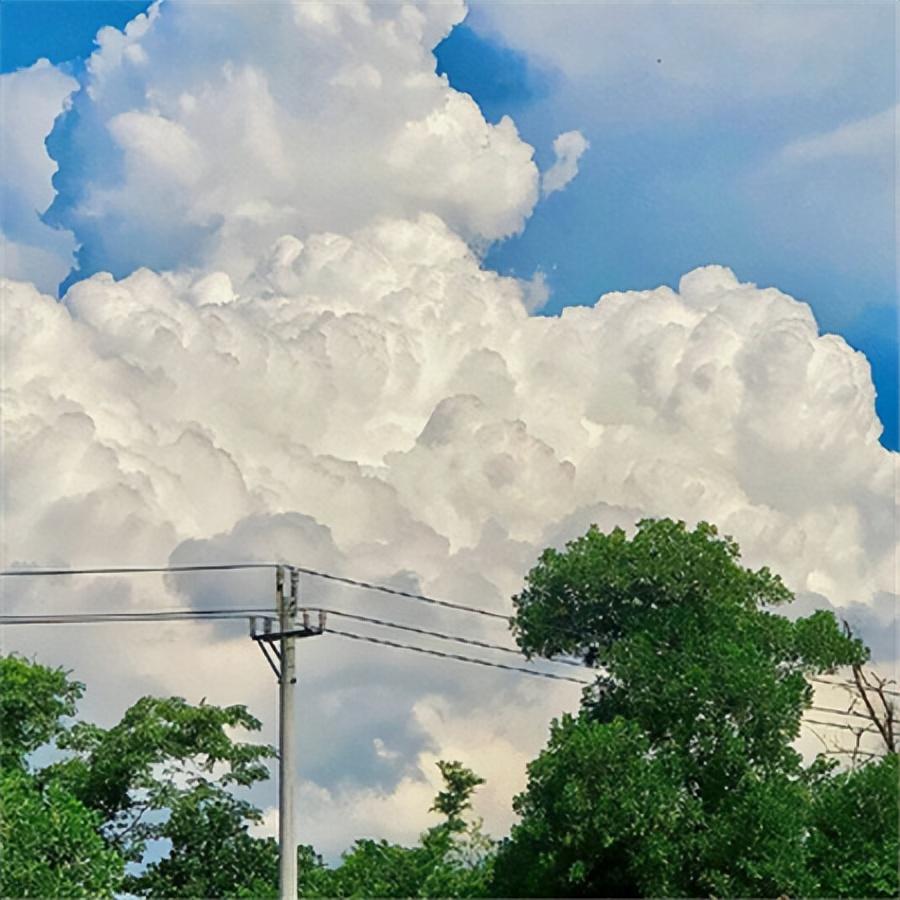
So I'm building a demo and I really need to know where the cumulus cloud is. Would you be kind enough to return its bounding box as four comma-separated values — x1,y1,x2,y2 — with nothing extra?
3,213,895,846
541,129,588,196
43,0,539,286
0,59,77,291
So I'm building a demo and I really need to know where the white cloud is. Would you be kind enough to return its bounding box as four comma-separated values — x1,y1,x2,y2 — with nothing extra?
0,59,77,291
541,130,588,196
45,0,539,283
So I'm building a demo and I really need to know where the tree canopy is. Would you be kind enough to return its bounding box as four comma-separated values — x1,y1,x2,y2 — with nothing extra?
494,518,891,898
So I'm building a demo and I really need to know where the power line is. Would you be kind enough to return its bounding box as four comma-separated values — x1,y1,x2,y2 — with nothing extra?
1,560,517,627
324,627,592,686
323,608,587,669
0,563,275,577
4,563,894,704
290,565,510,622
4,610,886,717
0,608,272,624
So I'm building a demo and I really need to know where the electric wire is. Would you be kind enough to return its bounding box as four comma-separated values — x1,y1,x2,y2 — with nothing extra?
0,563,275,577
324,627,592,685
3,610,891,716
3,609,883,724
322,608,587,669
3,563,896,707
289,565,511,622
0,608,273,624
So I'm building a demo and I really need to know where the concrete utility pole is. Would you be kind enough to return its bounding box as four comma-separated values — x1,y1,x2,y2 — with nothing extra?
279,567,298,900
250,567,323,900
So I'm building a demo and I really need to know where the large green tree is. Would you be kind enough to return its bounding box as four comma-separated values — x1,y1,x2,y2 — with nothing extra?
493,518,884,898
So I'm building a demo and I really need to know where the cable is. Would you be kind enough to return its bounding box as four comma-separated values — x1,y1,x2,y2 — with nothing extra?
0,608,272,625
324,627,592,685
323,608,587,669
1,560,520,629
290,565,511,622
0,563,275,577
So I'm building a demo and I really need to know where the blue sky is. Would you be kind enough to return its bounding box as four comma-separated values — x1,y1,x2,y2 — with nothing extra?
3,0,896,449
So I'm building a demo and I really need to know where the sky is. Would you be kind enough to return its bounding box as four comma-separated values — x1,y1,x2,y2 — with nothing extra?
1,0,896,858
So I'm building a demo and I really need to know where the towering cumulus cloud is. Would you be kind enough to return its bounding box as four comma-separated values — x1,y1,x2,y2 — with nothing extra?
2,0,895,856
44,0,538,285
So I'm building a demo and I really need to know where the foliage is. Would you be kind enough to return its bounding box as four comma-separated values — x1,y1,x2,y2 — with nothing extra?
495,518,873,898
124,782,280,898
50,694,274,863
430,760,486,830
3,521,895,900
0,653,275,898
0,654,83,769
301,760,494,898
806,753,899,897
0,656,492,899
0,766,123,898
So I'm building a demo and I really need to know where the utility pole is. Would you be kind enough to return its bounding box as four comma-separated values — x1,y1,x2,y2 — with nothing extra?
250,567,323,900
279,566,297,900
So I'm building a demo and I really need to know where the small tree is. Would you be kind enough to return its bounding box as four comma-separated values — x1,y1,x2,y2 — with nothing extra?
0,654,278,898
0,655,124,897
303,760,493,898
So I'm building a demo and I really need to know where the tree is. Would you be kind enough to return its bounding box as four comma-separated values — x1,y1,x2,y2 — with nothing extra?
0,765,123,898
494,519,873,897
124,782,280,898
303,760,493,898
0,655,125,897
806,753,899,898
0,653,277,898
49,694,275,868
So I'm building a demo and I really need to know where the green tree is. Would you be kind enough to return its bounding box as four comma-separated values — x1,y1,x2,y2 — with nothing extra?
0,766,123,898
49,694,275,866
303,760,493,898
0,655,125,897
0,654,278,898
494,519,871,898
806,753,899,897
124,782,280,898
